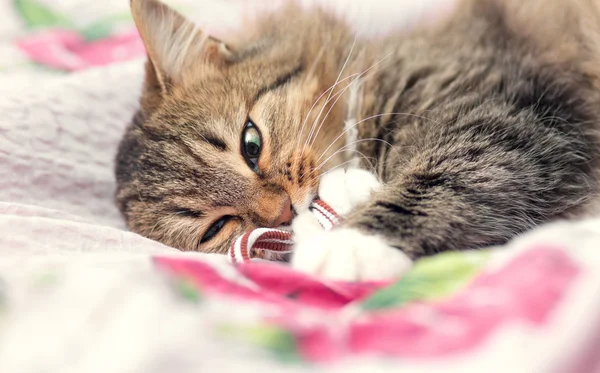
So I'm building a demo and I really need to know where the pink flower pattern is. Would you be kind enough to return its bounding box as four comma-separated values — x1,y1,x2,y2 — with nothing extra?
16,28,146,71
154,257,387,311
155,247,580,362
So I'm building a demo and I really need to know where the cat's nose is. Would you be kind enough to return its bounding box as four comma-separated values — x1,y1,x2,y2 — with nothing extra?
273,197,293,227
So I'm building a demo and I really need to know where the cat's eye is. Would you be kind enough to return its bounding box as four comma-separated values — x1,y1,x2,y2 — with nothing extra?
200,216,231,243
241,120,262,171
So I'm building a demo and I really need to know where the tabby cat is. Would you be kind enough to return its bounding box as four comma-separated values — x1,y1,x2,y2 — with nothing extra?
116,0,600,280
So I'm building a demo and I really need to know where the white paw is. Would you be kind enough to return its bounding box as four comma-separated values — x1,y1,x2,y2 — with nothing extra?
319,168,382,216
291,227,412,282
292,210,325,243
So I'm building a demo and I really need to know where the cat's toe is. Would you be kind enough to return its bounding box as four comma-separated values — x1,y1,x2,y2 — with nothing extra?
343,168,382,206
318,168,354,215
292,211,325,244
291,227,412,281
318,168,382,216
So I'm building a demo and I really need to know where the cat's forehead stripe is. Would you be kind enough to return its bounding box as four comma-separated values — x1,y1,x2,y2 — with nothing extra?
255,64,303,101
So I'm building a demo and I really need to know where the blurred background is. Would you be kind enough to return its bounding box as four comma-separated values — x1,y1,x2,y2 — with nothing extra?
0,0,453,78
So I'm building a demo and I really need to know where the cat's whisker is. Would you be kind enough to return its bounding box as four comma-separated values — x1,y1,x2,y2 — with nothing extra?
315,138,397,171
295,43,336,151
319,154,378,178
308,51,396,148
302,84,352,148
299,80,353,152
327,149,378,173
302,37,357,156
296,72,361,152
305,147,355,179
315,111,434,164
307,138,395,184
306,66,367,151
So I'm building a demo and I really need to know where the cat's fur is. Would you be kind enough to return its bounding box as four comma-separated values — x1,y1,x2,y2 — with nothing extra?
116,0,600,279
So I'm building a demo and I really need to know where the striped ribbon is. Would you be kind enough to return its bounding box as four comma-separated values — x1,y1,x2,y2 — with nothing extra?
228,199,339,264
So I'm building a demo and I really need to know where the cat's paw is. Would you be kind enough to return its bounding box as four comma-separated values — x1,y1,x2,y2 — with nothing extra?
291,227,412,281
292,210,325,243
318,168,382,216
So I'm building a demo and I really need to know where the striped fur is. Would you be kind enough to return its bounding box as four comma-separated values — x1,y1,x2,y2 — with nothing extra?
116,0,600,259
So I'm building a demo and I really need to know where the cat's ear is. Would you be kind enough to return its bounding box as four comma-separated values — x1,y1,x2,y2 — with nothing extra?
131,0,233,92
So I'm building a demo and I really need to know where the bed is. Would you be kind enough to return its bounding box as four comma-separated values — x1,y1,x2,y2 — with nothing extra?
1,0,599,371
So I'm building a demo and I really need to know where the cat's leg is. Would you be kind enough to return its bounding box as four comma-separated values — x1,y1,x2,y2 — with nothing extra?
292,126,595,281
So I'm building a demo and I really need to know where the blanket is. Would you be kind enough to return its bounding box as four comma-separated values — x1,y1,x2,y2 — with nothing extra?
1,0,599,372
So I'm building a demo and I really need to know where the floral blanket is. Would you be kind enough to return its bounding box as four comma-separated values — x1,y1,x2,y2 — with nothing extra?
1,0,599,372
0,0,144,74
2,220,600,372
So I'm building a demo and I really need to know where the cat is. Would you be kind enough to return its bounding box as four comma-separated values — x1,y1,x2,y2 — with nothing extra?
116,0,600,280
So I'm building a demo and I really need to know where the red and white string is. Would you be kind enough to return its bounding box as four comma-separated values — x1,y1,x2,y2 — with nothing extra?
228,199,339,264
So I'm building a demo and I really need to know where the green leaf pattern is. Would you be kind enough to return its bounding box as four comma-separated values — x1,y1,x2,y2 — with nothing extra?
14,0,74,29
79,14,134,41
14,0,133,41
361,250,491,310
218,323,300,362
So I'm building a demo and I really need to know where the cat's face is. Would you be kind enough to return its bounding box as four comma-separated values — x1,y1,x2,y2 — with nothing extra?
116,0,350,253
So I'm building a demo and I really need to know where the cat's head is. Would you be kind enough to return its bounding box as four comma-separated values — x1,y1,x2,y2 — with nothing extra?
115,0,352,253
